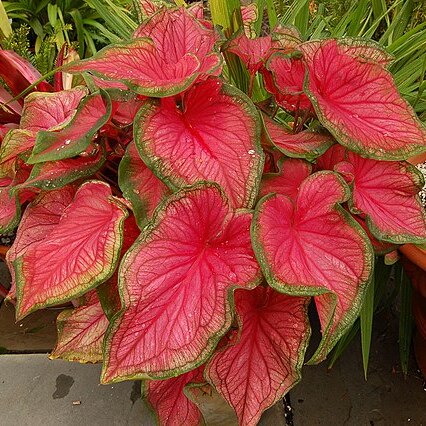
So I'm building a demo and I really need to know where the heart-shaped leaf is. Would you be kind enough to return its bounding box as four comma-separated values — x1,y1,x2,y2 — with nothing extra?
262,114,334,160
300,39,426,160
20,87,88,131
134,78,263,209
67,9,221,97
50,292,109,363
27,92,111,164
265,52,313,113
0,129,35,177
227,32,273,75
259,158,312,200
16,146,105,191
5,186,75,303
316,146,426,244
143,367,205,426
14,181,128,320
252,172,373,362
206,287,310,426
133,7,218,77
345,151,426,244
102,184,261,383
118,141,170,227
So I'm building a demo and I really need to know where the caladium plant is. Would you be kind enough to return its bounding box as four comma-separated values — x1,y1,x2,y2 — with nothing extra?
1,1,426,425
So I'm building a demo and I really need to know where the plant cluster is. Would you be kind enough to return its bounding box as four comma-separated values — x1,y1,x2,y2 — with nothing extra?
2,0,134,73
0,1,426,425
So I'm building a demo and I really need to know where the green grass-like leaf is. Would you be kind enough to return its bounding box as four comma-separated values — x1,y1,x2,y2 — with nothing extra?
360,275,375,379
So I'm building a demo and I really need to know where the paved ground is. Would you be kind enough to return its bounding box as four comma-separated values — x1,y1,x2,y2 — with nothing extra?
1,259,426,425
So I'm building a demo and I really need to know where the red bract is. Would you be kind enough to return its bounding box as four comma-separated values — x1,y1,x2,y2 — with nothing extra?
1,3,426,424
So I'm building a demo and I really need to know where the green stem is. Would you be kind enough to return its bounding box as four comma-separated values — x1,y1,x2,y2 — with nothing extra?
2,65,66,106
209,0,249,93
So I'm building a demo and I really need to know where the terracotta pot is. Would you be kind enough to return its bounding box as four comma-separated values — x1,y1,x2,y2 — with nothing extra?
399,154,426,377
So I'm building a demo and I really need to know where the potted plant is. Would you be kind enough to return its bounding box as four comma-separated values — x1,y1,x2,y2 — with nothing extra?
1,0,425,424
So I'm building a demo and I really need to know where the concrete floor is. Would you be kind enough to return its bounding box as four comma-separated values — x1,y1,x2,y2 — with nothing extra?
1,259,426,425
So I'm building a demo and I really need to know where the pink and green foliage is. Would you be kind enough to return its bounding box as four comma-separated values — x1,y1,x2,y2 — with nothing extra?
205,287,310,425
143,366,206,426
1,2,426,424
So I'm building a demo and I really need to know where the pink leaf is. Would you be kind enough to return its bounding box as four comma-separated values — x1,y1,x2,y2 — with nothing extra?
143,367,205,426
0,129,36,177
118,140,170,226
50,293,109,363
135,78,263,209
134,7,220,76
0,184,20,233
241,4,258,37
66,39,200,97
20,87,88,131
259,158,312,200
262,114,334,160
272,25,302,51
227,32,273,75
96,214,141,320
0,50,45,97
27,92,111,164
67,9,221,97
314,144,346,172
113,97,146,126
265,52,313,113
102,184,261,383
7,187,75,262
300,39,426,160
16,145,105,191
188,2,204,20
350,214,396,255
14,181,128,320
134,0,167,21
316,146,426,244
206,287,310,426
252,172,373,362
90,75,129,91
345,151,426,244
336,39,393,66
6,186,75,302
